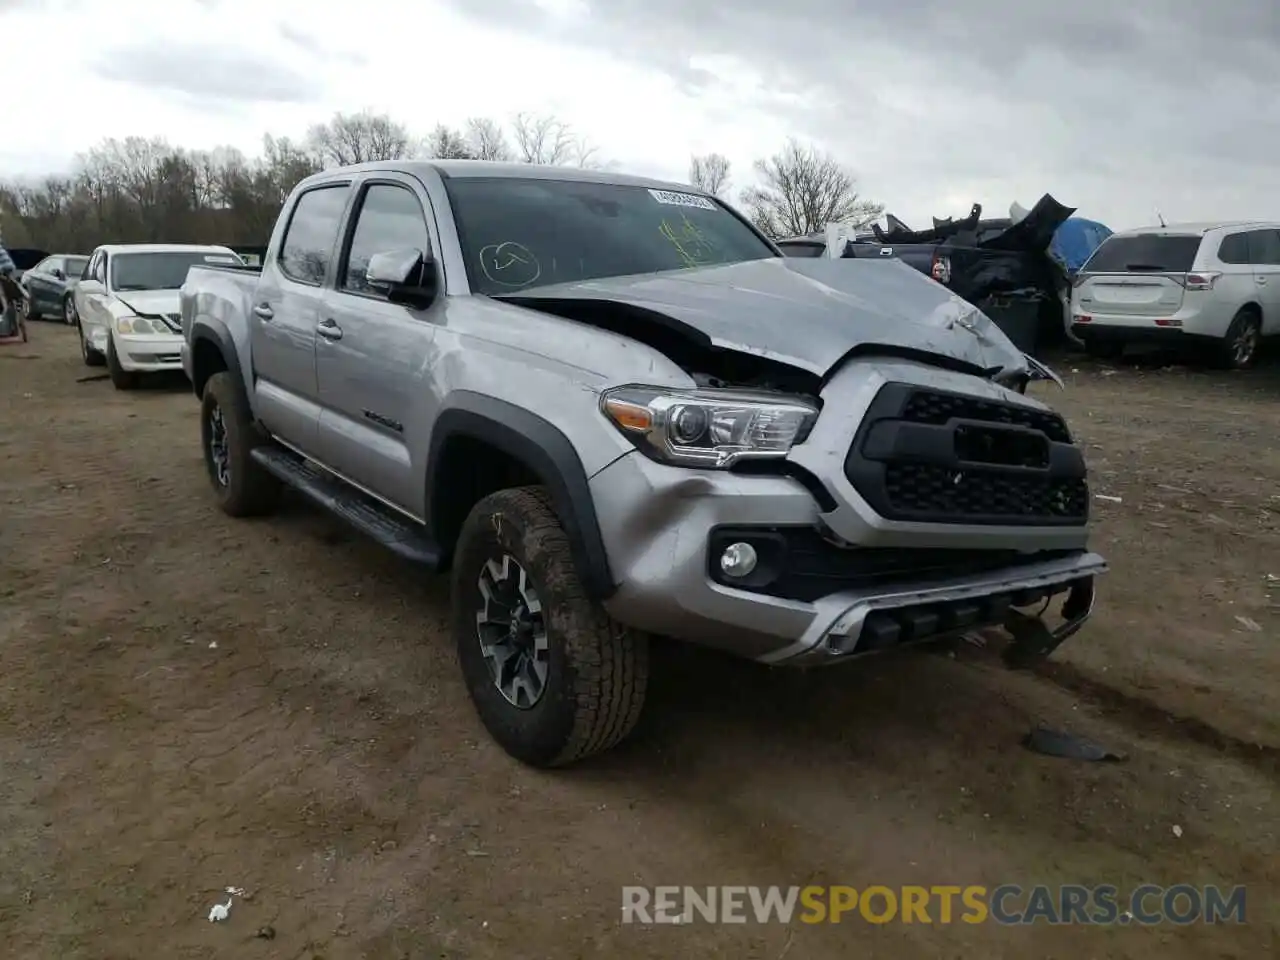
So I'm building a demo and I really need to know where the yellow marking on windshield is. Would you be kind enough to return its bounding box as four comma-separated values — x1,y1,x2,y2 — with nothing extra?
660,214,720,269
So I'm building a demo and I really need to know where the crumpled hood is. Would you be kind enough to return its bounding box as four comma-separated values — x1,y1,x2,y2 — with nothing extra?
112,289,181,320
499,257,1028,378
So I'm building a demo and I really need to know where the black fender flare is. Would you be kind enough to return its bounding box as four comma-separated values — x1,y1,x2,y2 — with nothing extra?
426,392,616,601
189,318,250,413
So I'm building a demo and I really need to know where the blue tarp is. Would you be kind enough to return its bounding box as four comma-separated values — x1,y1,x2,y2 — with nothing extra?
1050,217,1112,274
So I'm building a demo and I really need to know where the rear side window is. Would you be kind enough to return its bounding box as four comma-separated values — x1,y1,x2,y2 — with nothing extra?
1218,233,1249,265
1084,234,1203,273
1246,229,1280,265
279,185,350,285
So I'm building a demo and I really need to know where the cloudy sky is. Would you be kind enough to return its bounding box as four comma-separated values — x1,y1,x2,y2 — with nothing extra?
1,0,1275,230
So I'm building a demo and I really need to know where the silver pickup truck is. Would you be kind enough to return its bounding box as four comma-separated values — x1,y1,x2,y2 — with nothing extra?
180,160,1107,767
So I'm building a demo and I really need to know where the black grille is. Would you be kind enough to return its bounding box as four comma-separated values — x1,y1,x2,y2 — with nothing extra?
901,387,1073,443
845,384,1088,526
884,463,1089,520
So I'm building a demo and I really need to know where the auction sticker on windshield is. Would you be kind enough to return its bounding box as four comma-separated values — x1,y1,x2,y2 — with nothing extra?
649,189,717,210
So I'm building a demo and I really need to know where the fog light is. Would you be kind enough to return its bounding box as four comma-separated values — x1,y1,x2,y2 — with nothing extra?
719,542,758,578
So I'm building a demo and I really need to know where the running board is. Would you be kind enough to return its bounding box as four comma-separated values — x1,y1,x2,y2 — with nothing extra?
250,447,441,568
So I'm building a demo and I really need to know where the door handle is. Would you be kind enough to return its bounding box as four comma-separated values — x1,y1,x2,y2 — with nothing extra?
253,303,274,320
316,318,343,341
1256,277,1267,285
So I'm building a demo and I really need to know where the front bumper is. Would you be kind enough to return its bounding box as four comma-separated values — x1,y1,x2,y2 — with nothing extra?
592,357,1106,665
592,451,1107,665
115,333,185,372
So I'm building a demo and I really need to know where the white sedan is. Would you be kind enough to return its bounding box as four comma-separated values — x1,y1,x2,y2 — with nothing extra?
73,243,244,389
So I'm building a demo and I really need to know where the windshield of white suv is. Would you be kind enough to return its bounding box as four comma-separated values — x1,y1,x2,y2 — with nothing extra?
1083,235,1202,273
111,251,234,291
443,177,776,295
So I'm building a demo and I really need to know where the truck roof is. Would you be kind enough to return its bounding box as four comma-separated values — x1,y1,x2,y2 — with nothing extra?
93,243,236,255
299,159,707,195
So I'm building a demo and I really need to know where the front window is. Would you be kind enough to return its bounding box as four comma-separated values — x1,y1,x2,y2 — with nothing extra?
110,251,238,291
443,177,775,295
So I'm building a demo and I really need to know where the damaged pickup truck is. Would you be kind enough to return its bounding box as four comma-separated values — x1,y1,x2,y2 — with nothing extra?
179,161,1107,767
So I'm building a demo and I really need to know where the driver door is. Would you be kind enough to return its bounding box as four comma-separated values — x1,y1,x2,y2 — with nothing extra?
314,176,443,515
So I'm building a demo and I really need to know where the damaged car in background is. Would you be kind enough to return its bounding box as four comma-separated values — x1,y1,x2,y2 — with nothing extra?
180,160,1107,767
778,195,1112,354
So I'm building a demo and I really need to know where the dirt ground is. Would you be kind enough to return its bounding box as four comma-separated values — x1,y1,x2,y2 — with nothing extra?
0,322,1276,959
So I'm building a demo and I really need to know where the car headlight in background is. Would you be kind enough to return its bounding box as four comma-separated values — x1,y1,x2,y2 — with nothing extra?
115,316,163,335
601,385,819,468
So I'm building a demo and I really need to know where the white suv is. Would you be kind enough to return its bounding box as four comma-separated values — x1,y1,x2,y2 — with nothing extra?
1070,221,1280,368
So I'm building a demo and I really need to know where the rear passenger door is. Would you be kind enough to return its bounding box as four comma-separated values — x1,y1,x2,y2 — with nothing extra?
1246,228,1280,334
314,176,443,516
250,183,351,455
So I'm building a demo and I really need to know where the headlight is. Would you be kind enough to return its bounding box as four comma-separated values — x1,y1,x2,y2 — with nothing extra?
601,385,819,468
115,316,157,334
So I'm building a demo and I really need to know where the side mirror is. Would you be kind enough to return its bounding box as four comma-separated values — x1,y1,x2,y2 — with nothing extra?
52,268,65,281
366,247,437,306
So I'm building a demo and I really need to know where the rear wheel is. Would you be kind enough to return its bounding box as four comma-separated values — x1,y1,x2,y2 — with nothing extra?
200,371,281,517
106,334,139,389
1218,308,1261,370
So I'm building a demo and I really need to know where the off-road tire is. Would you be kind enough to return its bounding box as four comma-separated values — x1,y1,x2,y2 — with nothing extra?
452,486,649,767
200,371,281,517
1218,308,1262,370
106,334,139,389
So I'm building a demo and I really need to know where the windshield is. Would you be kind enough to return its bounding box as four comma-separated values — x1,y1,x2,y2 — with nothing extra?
64,256,88,278
110,251,235,291
1083,235,1202,273
443,177,775,295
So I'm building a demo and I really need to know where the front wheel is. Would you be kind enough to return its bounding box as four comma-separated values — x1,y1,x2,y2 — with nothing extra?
21,293,39,322
78,317,104,367
452,487,649,767
106,334,139,389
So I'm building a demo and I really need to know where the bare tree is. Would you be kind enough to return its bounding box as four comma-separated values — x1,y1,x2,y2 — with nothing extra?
465,117,513,161
740,139,883,239
306,110,413,167
511,112,575,165
689,153,731,197
0,109,615,253
422,124,474,159
509,112,601,167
